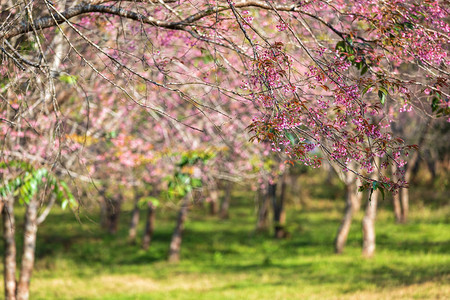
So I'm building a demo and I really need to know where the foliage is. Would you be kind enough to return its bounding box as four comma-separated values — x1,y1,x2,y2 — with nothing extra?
165,150,215,199
0,161,77,209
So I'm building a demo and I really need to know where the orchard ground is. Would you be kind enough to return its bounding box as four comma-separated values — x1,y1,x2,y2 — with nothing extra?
1,172,449,300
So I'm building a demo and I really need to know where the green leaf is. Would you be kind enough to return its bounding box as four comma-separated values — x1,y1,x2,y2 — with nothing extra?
335,41,346,52
61,199,68,210
360,64,368,75
59,74,78,85
372,181,378,190
361,84,373,96
404,22,414,29
378,90,386,104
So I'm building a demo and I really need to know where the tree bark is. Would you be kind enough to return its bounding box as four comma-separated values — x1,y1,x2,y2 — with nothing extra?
219,181,231,219
273,173,288,239
209,189,219,215
168,195,189,262
142,201,156,251
334,171,358,254
391,164,402,223
105,194,123,234
400,167,413,223
128,194,141,243
16,198,39,300
256,188,270,232
362,189,379,258
362,164,380,258
2,196,17,300
397,119,429,223
99,187,108,230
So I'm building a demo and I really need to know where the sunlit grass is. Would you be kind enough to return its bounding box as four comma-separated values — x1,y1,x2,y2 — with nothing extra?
1,177,449,299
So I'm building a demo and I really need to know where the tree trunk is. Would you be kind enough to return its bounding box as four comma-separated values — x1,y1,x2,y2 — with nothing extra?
362,164,380,258
128,195,141,243
400,167,413,223
168,196,189,262
16,198,39,300
142,201,156,251
219,181,231,219
393,191,402,223
362,189,379,258
209,189,219,215
105,194,123,234
334,171,358,254
391,164,402,223
256,188,270,232
273,174,288,239
2,196,17,300
99,187,108,230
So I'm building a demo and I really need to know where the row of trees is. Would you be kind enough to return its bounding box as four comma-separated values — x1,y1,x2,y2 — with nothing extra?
1,0,448,299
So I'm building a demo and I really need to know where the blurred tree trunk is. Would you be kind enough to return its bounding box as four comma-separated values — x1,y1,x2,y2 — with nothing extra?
2,196,17,300
142,201,156,251
334,169,359,254
168,195,190,262
219,181,232,219
256,187,270,232
209,189,219,215
99,186,108,230
391,164,402,223
105,194,123,234
394,118,430,224
128,191,142,243
273,173,288,239
16,198,38,300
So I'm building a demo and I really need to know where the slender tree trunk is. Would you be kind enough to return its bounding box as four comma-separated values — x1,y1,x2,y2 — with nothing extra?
128,194,141,243
273,174,288,239
354,178,363,212
99,187,108,230
362,162,380,258
400,168,413,223
142,201,156,251
219,181,232,219
106,194,123,234
334,171,358,254
362,189,379,258
168,196,189,262
256,188,270,231
393,191,402,223
2,196,17,300
391,164,402,223
398,120,429,223
209,189,219,215
16,198,39,300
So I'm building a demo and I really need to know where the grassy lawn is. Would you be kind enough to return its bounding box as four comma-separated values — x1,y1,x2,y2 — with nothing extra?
1,180,449,299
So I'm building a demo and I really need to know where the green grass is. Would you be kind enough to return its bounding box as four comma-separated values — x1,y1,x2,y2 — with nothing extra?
1,182,449,299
